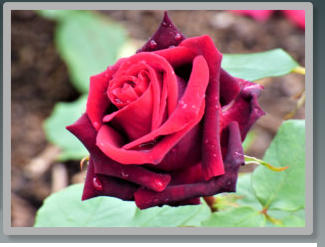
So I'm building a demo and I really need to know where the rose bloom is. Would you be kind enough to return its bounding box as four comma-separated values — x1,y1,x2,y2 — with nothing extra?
67,12,264,209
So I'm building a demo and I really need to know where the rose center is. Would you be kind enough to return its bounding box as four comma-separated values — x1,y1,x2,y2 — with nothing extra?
108,70,150,108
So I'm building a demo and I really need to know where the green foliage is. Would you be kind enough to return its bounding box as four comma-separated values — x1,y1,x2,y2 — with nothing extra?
44,96,88,161
252,120,305,212
202,206,266,227
208,120,306,227
222,48,299,81
34,184,211,227
242,131,256,152
53,11,126,93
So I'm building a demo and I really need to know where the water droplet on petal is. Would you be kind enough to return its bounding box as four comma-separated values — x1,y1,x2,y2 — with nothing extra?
169,45,176,48
213,153,217,158
204,139,209,144
175,33,182,41
121,171,129,178
93,177,103,191
93,121,100,129
149,40,157,49
154,179,164,190
114,98,122,104
191,105,197,109
182,103,188,109
162,21,168,27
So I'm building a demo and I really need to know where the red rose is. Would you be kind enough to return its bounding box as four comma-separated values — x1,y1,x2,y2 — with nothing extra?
67,12,264,209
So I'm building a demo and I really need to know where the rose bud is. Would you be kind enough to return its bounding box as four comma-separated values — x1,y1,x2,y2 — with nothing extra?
67,12,265,209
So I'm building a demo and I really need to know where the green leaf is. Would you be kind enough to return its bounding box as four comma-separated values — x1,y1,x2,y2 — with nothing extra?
242,131,255,152
131,201,211,227
34,184,137,227
235,173,262,209
37,10,77,20
44,96,88,161
55,11,127,93
252,120,305,212
222,48,299,81
35,184,211,227
266,209,305,227
202,206,266,227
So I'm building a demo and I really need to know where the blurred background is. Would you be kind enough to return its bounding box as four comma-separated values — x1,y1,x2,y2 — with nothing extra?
11,10,305,226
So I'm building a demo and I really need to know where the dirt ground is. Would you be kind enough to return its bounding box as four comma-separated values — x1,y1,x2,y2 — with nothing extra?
11,10,305,226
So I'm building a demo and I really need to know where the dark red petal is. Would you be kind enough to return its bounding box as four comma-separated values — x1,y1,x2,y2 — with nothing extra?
134,122,244,209
221,78,265,140
66,113,97,151
82,158,137,201
66,113,171,192
153,124,201,171
180,35,225,180
219,69,241,105
86,58,125,131
154,46,196,68
137,11,186,53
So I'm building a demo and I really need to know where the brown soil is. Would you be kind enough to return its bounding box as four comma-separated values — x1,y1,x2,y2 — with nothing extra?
11,10,305,226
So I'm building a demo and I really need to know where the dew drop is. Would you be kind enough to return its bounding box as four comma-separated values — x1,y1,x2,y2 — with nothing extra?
121,171,129,178
169,45,176,48
191,105,197,109
175,33,182,41
154,179,164,190
213,153,217,158
149,40,157,49
162,21,168,27
204,139,209,144
114,98,122,104
93,121,100,129
182,103,188,109
93,177,103,191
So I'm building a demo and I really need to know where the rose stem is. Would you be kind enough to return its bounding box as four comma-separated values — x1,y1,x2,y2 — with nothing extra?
203,196,218,212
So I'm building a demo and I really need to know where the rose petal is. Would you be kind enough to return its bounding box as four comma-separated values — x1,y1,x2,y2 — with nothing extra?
180,35,225,180
82,158,138,201
153,124,202,171
86,58,126,130
67,113,171,192
219,69,241,105
221,77,265,140
96,102,205,165
103,52,179,139
134,122,244,209
123,55,209,150
137,11,186,53
97,56,208,166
